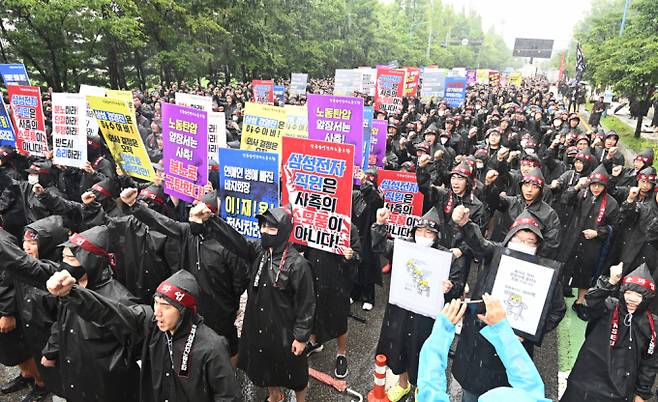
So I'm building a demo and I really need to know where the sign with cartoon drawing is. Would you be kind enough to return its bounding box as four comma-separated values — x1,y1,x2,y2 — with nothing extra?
490,251,561,343
389,238,452,319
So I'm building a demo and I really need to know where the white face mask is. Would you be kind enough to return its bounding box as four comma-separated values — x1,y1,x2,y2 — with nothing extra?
507,240,537,255
414,235,434,247
440,137,448,145
28,174,39,185
524,148,536,155
476,161,485,169
232,115,239,121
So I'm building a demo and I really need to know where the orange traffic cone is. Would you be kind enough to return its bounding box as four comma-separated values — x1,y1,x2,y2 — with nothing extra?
367,354,390,402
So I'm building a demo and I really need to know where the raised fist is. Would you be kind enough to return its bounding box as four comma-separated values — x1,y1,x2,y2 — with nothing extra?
485,169,499,186
451,205,470,227
376,207,390,225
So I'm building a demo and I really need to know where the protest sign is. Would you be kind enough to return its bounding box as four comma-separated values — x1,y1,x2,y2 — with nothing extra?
357,67,376,96
508,72,522,87
476,69,490,84
161,103,208,202
489,250,561,343
420,69,445,103
377,169,424,238
86,96,156,181
449,67,467,77
404,67,421,97
307,94,363,171
79,85,106,140
218,148,279,239
488,70,501,87
274,85,285,104
389,238,452,318
252,80,274,104
361,106,373,171
334,69,360,96
284,105,308,139
281,136,354,255
51,93,87,168
240,102,286,154
207,112,226,165
106,90,133,102
0,64,30,86
7,85,47,156
175,92,213,112
466,69,477,86
375,67,405,114
0,101,16,148
290,73,308,97
444,77,467,108
369,119,387,169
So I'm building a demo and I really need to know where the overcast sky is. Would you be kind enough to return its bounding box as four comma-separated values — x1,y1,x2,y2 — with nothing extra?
441,0,595,51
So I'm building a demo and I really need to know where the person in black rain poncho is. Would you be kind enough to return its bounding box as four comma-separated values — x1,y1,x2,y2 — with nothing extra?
561,263,658,402
371,206,465,402
450,206,566,401
45,268,240,402
210,205,315,402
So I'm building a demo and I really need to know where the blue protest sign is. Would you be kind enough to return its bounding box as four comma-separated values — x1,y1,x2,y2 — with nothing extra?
274,85,285,104
218,148,279,239
444,77,467,108
0,101,16,148
0,64,30,86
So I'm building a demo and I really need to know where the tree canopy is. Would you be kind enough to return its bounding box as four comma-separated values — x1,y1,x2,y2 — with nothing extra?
0,0,513,91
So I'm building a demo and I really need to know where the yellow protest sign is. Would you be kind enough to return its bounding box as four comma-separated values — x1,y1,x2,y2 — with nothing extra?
509,72,522,87
476,69,489,84
105,89,133,102
240,102,286,154
86,96,156,181
283,105,308,139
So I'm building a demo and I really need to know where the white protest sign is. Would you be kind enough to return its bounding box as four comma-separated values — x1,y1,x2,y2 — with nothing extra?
389,238,452,318
491,254,555,337
175,92,213,112
207,111,226,165
78,84,107,139
51,93,88,168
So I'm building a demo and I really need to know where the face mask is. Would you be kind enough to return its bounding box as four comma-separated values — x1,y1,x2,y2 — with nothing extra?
553,121,561,127
28,174,39,185
414,235,434,247
524,148,536,155
476,161,484,169
507,240,537,255
475,105,482,110
260,232,278,248
440,137,448,145
232,115,238,121
520,139,528,148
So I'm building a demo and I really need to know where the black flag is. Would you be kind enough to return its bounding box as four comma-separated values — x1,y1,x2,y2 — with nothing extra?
575,42,586,83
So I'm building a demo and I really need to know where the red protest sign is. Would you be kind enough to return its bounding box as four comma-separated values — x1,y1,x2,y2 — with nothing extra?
7,85,48,156
252,80,274,104
377,169,424,238
281,136,354,255
404,67,420,97
488,70,501,87
374,68,405,115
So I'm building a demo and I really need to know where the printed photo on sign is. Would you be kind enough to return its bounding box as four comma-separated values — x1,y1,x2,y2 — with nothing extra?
389,239,452,318
219,148,279,239
281,136,354,255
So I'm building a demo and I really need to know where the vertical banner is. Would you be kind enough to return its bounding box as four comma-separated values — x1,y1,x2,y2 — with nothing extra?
289,73,308,97
218,148,279,239
0,101,16,148
7,85,47,156
509,72,522,87
375,67,405,114
273,85,285,104
240,102,286,154
79,85,106,138
444,77,467,108
466,69,477,86
362,106,373,171
307,94,363,171
369,119,387,169
207,112,226,165
281,136,354,255
377,169,424,238
358,67,377,96
284,105,308,139
161,103,208,202
476,69,490,84
558,52,566,82
404,67,421,97
86,96,156,181
252,80,274,104
175,93,213,112
488,70,501,87
420,69,446,103
0,64,30,86
389,238,452,318
51,93,88,168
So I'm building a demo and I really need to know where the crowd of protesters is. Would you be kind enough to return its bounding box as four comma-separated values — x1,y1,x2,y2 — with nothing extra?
0,73,657,402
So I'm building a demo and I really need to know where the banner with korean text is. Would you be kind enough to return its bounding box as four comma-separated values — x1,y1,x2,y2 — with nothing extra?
369,119,387,169
7,85,47,156
375,67,405,114
0,101,16,148
377,169,424,238
240,103,286,154
444,77,467,108
284,105,308,139
252,80,274,104
218,148,279,239
404,67,421,97
282,136,354,255
0,64,30,86
290,73,308,97
51,93,87,168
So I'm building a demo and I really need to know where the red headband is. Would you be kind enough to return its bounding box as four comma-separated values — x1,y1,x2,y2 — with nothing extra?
92,183,112,198
156,281,198,311
521,159,540,168
522,175,544,187
623,276,656,293
637,174,656,183
575,153,592,161
205,203,218,214
68,233,116,267
23,230,38,241
589,173,609,184
451,166,472,177
29,165,50,174
511,217,540,229
140,189,165,206
636,155,653,163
